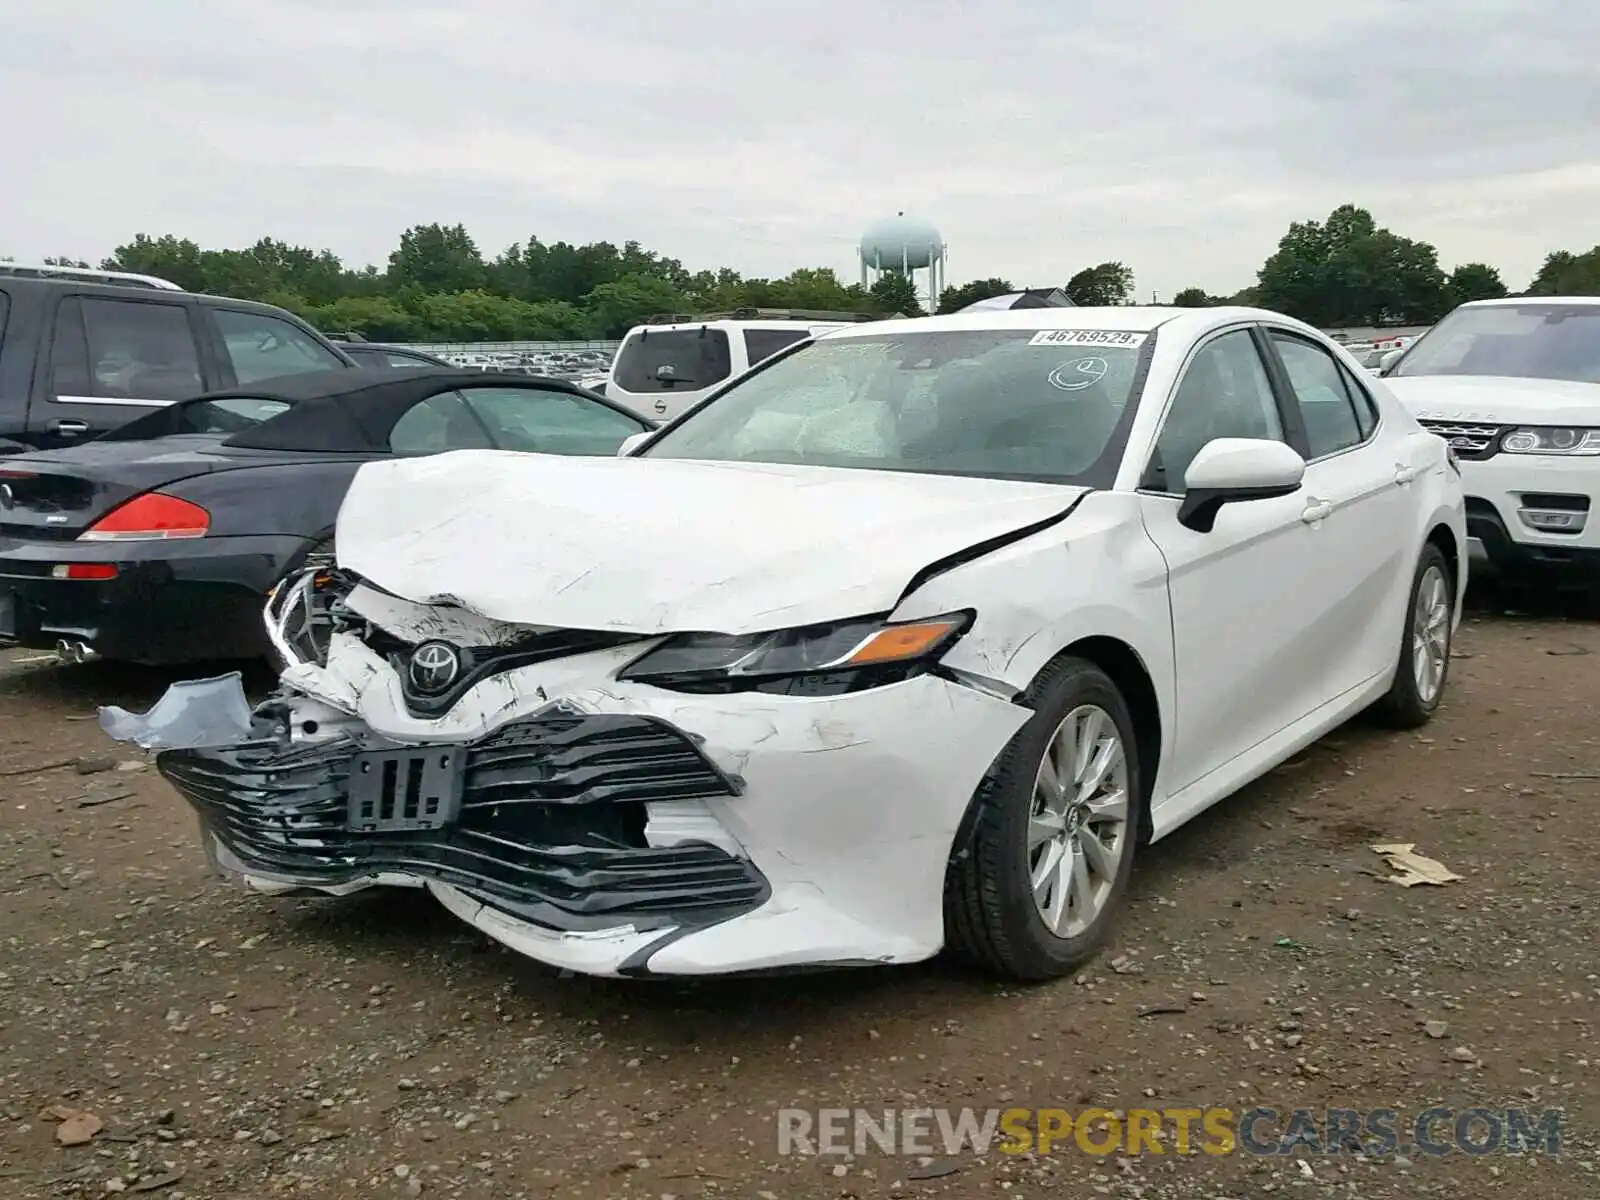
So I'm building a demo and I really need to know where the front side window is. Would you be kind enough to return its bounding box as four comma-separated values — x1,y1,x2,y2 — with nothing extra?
77,298,203,401
612,329,732,393
214,309,343,383
1391,303,1600,384
456,386,645,455
389,393,494,455
1270,332,1364,458
642,329,1148,484
1148,330,1283,493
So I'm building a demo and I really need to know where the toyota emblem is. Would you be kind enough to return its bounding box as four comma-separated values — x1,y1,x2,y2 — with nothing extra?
409,641,462,694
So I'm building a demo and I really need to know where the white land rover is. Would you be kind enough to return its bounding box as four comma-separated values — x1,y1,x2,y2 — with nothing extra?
604,309,875,424
1381,297,1600,585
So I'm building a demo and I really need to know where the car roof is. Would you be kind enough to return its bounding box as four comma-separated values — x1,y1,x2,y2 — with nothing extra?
814,305,1294,341
1458,295,1600,309
215,369,639,452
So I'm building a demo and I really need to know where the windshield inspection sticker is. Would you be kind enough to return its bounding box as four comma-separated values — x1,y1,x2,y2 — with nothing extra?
1048,357,1109,391
1028,329,1148,348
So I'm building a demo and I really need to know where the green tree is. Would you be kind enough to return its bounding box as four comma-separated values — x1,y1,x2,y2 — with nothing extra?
868,270,924,316
388,223,486,293
1065,262,1134,306
1255,204,1450,326
1525,247,1600,296
937,277,1015,313
102,234,210,292
583,273,687,337
1445,262,1508,307
1170,287,1214,307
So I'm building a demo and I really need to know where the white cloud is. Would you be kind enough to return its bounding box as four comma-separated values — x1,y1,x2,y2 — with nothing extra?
1,0,1595,298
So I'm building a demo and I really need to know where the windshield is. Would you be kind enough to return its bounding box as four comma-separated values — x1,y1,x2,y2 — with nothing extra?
640,329,1148,483
1392,304,1600,384
612,329,732,393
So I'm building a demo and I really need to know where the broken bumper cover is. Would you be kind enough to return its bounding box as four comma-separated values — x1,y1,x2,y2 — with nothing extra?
159,710,770,937
148,669,1031,977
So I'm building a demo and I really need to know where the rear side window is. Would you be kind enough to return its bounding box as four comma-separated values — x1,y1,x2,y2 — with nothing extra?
457,386,645,455
743,328,811,366
55,298,204,402
1336,361,1379,437
389,393,495,455
215,309,344,383
1269,332,1365,459
612,329,731,393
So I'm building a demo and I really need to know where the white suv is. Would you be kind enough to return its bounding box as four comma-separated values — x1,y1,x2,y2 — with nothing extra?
604,311,873,423
1382,297,1600,585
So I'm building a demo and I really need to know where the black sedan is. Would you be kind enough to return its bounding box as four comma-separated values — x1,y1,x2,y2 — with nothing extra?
0,370,650,665
339,344,455,370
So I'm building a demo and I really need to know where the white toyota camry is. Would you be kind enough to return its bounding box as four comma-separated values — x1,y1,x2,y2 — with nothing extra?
127,307,1467,981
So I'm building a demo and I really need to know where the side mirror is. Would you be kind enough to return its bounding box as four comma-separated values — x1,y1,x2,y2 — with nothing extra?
617,431,653,456
1378,348,1405,374
1177,438,1306,533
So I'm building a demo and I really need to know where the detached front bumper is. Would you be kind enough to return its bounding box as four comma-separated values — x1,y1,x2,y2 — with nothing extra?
152,666,1031,977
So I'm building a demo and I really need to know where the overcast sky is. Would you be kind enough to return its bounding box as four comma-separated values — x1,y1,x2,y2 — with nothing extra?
2,0,1595,299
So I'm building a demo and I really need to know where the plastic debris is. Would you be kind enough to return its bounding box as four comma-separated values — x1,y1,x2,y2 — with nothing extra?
1369,842,1463,886
98,672,254,750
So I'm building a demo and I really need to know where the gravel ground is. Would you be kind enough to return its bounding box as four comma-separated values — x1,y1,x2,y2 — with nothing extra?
1,601,1597,1199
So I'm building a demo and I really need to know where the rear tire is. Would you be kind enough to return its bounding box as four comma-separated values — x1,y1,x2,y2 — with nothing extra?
944,656,1141,981
1372,543,1453,729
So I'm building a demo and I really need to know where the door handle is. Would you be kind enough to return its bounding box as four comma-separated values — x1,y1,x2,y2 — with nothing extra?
1301,498,1333,524
49,420,89,437
1394,463,1418,485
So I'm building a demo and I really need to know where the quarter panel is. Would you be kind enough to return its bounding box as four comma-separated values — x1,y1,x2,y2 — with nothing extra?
158,457,369,539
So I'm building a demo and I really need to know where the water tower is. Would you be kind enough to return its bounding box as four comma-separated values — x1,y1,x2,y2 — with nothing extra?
859,212,946,314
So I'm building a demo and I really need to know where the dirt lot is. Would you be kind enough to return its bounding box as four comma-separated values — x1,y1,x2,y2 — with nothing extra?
2,601,1598,1199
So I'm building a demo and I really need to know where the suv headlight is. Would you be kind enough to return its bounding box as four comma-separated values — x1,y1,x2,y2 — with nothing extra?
617,611,971,694
1501,427,1600,456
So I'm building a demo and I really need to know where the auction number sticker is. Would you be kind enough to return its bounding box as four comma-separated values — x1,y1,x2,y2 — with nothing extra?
1028,329,1148,348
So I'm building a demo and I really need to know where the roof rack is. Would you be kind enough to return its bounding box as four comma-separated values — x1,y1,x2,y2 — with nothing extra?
0,261,184,291
640,307,877,326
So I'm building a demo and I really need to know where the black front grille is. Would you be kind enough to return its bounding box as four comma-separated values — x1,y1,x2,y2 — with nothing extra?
1418,420,1504,460
355,623,649,718
158,712,762,932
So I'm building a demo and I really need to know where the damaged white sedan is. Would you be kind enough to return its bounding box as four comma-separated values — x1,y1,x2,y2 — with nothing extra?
116,307,1467,981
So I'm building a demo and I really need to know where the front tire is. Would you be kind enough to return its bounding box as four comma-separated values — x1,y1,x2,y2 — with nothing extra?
1372,543,1453,729
944,656,1140,981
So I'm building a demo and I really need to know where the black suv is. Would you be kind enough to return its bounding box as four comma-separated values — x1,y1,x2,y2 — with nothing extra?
0,264,357,453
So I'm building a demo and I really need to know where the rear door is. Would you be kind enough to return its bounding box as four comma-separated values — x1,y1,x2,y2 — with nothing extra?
1258,326,1416,694
606,326,734,422
29,293,211,447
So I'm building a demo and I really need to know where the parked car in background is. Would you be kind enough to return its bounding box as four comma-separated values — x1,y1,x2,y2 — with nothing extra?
1382,297,1600,588
0,370,649,666
0,262,357,453
133,306,1465,983
603,308,877,422
340,343,454,371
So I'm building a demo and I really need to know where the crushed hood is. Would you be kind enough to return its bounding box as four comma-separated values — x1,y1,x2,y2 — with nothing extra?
1386,375,1600,425
336,451,1085,635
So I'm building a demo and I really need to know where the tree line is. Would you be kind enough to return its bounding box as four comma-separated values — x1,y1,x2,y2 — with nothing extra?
13,203,1600,342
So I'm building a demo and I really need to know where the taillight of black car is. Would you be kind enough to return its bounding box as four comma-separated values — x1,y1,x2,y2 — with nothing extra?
78,494,210,542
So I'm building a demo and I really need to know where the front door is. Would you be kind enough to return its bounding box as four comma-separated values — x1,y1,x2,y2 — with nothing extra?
1136,326,1326,794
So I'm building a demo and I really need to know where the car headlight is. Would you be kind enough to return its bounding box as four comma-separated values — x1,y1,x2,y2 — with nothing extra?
1501,427,1600,456
616,611,972,694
